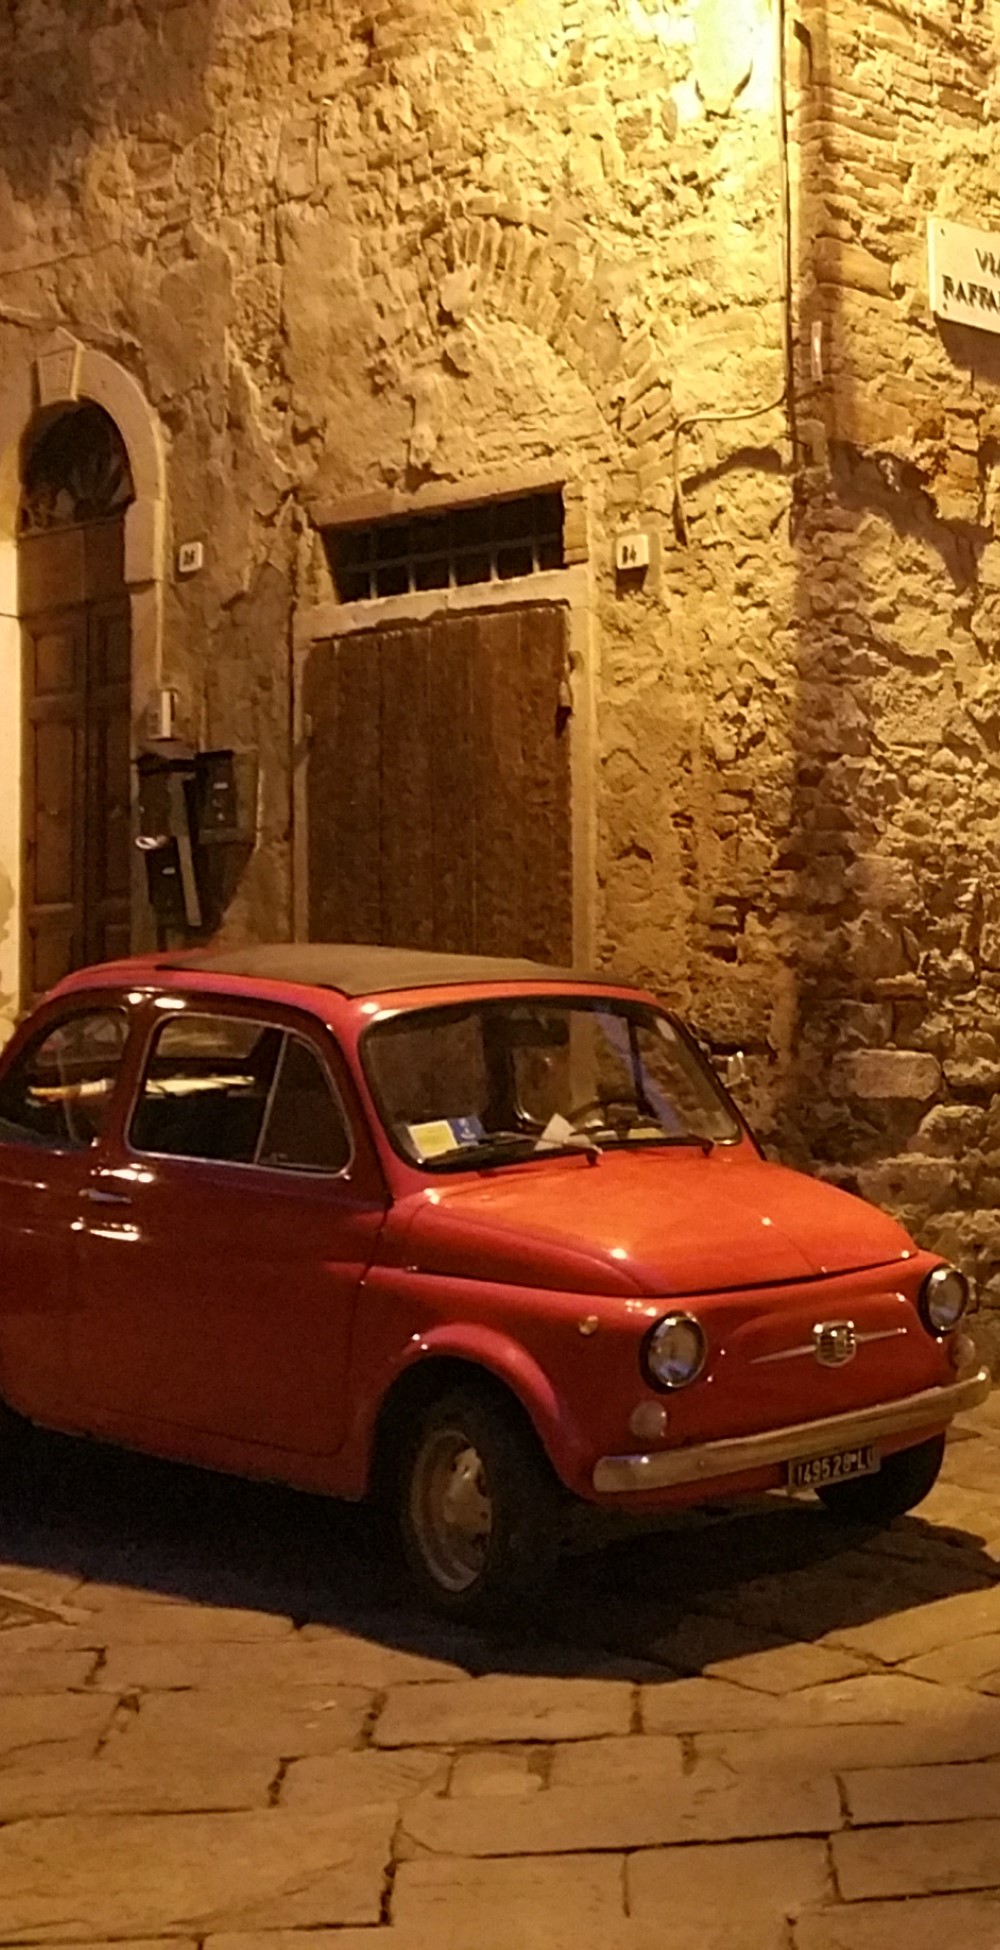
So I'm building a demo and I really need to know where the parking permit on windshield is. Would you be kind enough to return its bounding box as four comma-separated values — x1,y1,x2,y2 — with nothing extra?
407,1116,484,1161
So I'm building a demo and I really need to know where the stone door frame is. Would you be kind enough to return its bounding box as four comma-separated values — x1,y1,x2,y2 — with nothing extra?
0,333,166,1035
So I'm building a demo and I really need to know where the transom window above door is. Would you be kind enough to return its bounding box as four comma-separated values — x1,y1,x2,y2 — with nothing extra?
20,404,134,536
325,490,565,602
129,1011,352,1174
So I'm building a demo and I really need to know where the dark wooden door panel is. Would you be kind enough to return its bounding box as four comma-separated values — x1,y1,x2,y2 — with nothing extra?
306,604,573,963
380,626,435,951
85,600,132,966
20,525,132,1002
22,612,87,998
429,612,477,953
305,631,382,944
19,529,86,616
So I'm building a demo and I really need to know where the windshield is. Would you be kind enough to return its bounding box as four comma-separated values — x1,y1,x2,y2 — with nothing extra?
361,995,741,1170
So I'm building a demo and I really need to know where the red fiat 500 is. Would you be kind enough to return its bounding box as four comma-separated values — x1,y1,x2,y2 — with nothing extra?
0,944,989,1616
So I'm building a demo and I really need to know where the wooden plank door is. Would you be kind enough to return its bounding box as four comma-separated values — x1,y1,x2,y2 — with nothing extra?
22,608,89,998
21,526,132,1002
84,597,132,966
305,604,573,962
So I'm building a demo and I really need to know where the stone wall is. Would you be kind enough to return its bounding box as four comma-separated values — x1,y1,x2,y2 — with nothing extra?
2,0,1000,1345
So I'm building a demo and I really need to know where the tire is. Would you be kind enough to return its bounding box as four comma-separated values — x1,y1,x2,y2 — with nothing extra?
0,1394,29,1502
817,1433,945,1524
396,1385,563,1622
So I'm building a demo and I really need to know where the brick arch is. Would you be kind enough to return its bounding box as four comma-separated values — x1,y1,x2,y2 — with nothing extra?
399,212,671,449
0,334,167,1032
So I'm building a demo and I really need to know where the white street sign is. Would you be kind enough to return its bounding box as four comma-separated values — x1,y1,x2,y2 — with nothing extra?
928,216,1000,335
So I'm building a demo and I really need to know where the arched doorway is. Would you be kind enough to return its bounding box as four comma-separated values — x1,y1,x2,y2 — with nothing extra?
19,403,135,1001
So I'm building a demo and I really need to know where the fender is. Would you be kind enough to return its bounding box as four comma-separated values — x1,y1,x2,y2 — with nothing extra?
337,1318,594,1500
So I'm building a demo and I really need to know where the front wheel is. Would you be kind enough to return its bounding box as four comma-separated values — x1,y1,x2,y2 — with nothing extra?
817,1433,945,1524
398,1386,563,1621
0,1395,30,1505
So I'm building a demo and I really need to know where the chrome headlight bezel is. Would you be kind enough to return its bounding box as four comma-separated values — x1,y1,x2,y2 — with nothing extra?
642,1312,708,1392
919,1264,970,1337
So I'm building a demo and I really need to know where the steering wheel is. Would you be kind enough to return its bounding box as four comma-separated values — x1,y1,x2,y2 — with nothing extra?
566,1096,644,1132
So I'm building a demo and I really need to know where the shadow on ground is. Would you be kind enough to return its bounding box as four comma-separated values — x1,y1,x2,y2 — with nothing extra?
0,1424,995,1680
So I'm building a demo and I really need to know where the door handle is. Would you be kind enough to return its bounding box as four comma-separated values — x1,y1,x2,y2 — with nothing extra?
81,1188,132,1207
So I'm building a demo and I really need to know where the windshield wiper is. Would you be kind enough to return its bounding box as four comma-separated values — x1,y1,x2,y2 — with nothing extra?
535,1131,601,1164
437,1129,603,1170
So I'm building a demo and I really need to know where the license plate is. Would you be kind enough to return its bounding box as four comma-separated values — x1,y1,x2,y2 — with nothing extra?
788,1445,879,1490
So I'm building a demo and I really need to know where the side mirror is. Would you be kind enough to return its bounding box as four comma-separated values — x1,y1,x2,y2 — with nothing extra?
722,1050,749,1091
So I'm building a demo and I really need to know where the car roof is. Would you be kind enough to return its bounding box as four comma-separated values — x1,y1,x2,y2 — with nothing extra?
154,943,612,1000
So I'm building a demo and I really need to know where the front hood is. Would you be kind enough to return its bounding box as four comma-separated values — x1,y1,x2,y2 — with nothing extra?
403,1149,916,1297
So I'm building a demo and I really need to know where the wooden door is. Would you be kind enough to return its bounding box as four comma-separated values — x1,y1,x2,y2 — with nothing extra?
20,521,132,1001
305,604,573,962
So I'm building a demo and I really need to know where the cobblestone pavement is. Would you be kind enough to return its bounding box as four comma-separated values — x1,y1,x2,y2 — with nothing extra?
5,1404,1000,1949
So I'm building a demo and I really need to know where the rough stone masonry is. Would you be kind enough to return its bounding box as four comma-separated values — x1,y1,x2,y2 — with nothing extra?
2,0,1000,1350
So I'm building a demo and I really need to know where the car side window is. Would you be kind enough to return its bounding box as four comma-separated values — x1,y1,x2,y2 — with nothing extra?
130,1011,351,1174
130,1013,282,1164
257,1035,352,1174
0,1009,128,1151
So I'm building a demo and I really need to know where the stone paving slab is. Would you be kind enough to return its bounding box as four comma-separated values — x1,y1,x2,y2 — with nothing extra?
902,1630,1000,1686
400,1759,842,1855
391,1853,630,1950
0,1751,272,1820
0,1646,98,1694
549,1732,685,1788
637,1612,867,1690
641,1671,970,1734
795,1892,1000,1949
1,1693,114,1765
628,1836,830,1934
0,1942,195,1950
832,1817,1000,1900
280,1748,449,1812
448,1747,545,1796
0,1807,397,1941
60,1601,295,1646
374,1673,634,1746
843,1757,1000,1826
0,1570,87,1611
95,1635,463,1694
695,1705,1000,1775
110,1680,374,1759
828,1586,1000,1664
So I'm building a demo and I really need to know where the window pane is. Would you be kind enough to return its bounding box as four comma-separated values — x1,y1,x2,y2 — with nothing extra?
130,1013,282,1163
0,1009,127,1151
374,560,409,597
376,520,409,561
496,542,534,580
324,492,565,603
454,549,492,586
257,1036,351,1173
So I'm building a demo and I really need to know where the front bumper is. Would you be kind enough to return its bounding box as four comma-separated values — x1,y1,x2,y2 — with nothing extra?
592,1367,992,1495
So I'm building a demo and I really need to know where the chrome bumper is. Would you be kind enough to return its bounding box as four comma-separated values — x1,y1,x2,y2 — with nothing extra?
592,1368,992,1496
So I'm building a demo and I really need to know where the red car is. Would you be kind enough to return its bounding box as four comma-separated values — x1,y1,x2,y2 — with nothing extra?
0,945,989,1617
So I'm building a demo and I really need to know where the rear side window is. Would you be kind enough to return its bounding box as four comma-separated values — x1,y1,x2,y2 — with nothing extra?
130,1011,351,1173
0,1009,128,1151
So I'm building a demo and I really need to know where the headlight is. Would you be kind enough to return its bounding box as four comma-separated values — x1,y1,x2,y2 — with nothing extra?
643,1312,708,1391
919,1265,969,1336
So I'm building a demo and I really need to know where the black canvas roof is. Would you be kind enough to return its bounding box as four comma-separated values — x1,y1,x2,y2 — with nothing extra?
157,943,611,1000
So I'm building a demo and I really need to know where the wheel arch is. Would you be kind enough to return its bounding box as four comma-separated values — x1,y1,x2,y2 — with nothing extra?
365,1347,574,1503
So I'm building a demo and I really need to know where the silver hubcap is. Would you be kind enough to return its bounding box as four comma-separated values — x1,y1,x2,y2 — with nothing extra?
410,1427,493,1593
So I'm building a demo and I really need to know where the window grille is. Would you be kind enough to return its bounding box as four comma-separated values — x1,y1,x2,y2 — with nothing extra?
325,491,565,602
20,404,134,536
